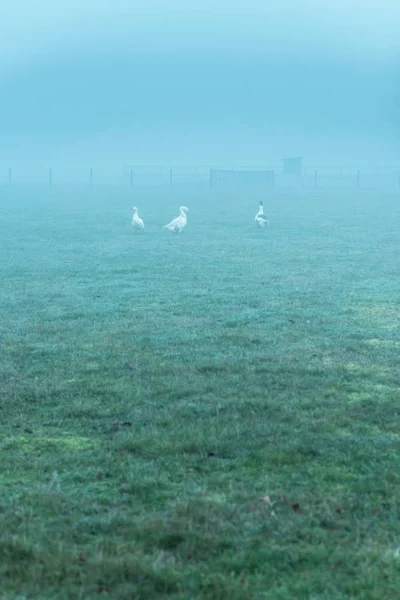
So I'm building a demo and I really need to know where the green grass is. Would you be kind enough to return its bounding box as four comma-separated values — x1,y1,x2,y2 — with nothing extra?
1,185,399,599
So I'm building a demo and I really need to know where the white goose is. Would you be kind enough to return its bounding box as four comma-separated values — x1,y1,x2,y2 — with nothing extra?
163,206,189,234
131,206,144,232
255,201,270,228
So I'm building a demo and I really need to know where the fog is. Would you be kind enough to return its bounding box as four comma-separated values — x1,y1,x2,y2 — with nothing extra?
1,0,399,175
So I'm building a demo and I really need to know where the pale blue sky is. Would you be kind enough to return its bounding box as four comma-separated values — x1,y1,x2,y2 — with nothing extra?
1,0,399,168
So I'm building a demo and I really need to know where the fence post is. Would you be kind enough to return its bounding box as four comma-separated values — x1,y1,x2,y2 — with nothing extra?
356,169,360,189
271,170,275,188
130,169,133,189
8,168,11,185
169,169,173,187
49,168,52,188
314,169,318,189
90,168,93,187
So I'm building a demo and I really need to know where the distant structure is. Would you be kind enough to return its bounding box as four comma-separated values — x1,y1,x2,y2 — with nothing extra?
282,157,303,177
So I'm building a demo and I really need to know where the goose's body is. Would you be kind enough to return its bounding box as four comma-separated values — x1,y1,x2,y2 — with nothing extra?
255,201,269,228
131,206,144,232
163,206,189,234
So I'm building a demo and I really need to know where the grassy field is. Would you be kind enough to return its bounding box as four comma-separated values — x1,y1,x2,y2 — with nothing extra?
0,184,399,599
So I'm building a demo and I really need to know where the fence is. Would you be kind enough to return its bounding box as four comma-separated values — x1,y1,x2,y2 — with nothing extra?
301,166,400,190
122,165,211,187
2,165,400,190
122,165,400,190
209,169,275,188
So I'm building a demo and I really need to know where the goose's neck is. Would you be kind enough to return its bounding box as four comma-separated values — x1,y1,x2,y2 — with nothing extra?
258,204,264,214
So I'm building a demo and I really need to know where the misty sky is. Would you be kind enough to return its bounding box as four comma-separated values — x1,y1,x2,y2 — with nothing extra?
1,0,399,169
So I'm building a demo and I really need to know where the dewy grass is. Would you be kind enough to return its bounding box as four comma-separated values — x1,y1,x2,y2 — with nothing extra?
0,186,399,599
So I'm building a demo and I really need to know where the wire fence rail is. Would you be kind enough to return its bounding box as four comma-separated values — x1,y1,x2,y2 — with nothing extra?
2,165,400,190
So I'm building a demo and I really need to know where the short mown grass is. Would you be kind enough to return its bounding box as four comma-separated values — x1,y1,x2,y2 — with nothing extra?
0,185,399,599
